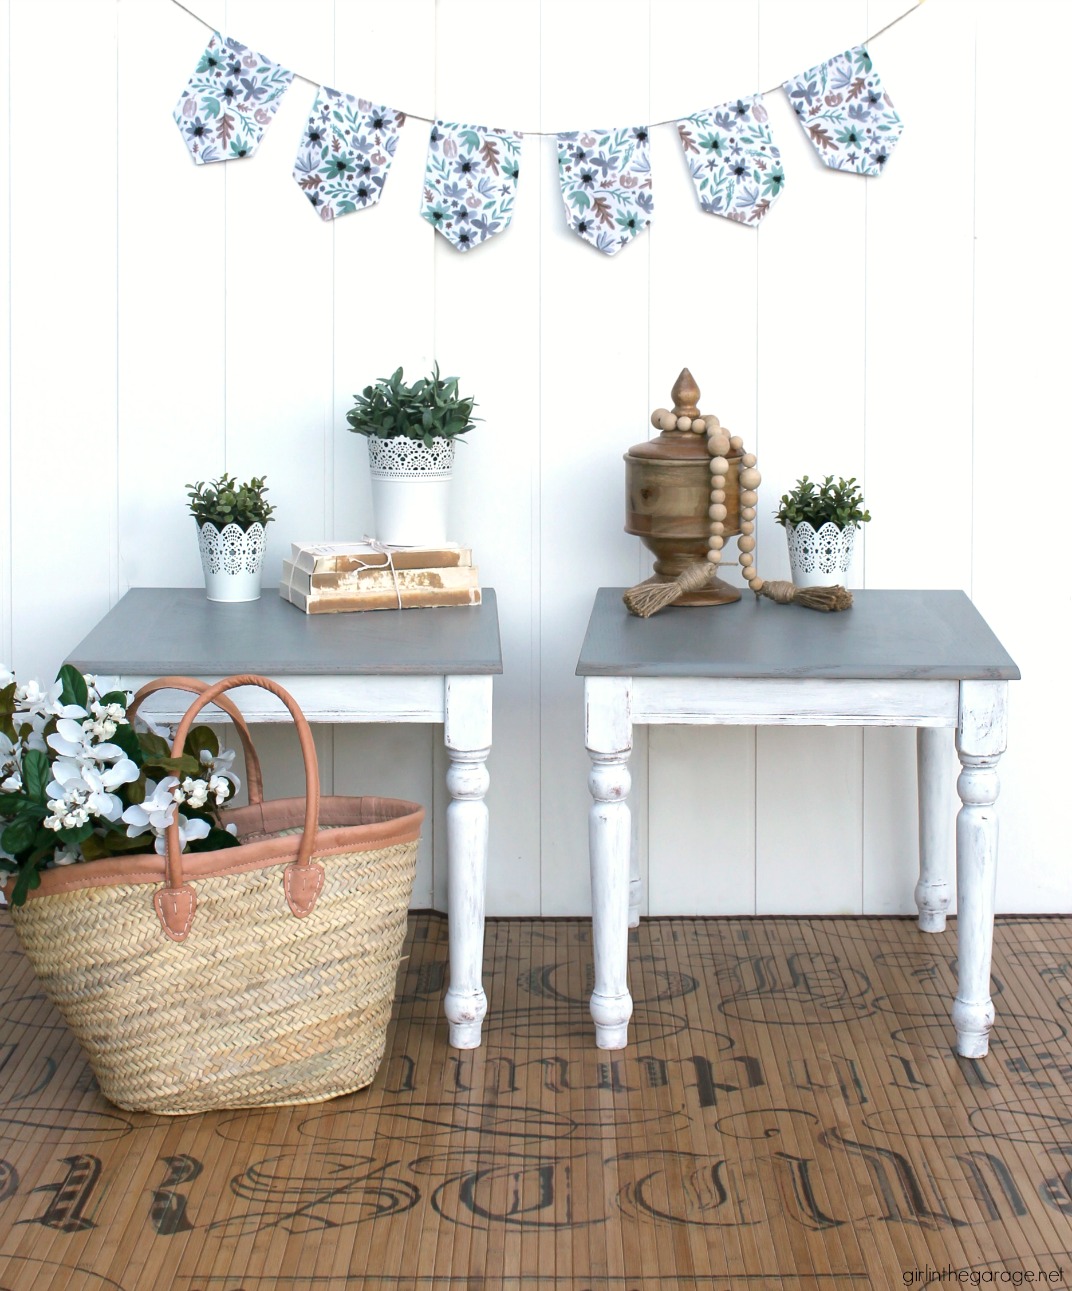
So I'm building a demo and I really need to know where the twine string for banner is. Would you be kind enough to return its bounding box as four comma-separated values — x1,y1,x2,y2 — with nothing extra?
168,0,925,132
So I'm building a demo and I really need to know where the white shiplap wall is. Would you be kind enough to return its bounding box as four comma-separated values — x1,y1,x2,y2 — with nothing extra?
1,0,1068,916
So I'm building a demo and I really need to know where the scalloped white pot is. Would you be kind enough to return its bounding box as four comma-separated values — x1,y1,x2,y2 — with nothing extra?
197,522,266,602
368,434,455,546
786,520,858,588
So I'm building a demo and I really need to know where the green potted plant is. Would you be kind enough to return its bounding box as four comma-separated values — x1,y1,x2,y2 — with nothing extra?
186,473,276,602
774,475,871,588
346,365,479,545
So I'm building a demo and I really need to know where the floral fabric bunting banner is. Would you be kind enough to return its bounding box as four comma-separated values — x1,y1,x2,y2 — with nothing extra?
676,95,785,225
420,123,522,252
174,32,294,164
556,128,653,255
783,44,903,176
293,89,405,220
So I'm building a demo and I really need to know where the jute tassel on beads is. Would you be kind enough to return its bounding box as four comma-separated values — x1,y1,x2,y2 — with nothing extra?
623,562,713,617
623,563,853,617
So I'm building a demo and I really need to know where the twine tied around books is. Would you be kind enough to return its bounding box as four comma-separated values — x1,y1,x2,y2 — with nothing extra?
281,537,405,608
359,536,403,609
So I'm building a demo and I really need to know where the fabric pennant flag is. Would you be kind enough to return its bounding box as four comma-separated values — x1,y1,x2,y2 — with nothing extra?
556,128,652,255
676,95,785,226
420,123,522,252
783,44,903,176
174,32,294,165
293,89,405,220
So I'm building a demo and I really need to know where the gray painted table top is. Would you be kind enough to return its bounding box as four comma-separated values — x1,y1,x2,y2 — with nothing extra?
68,587,503,677
576,588,1020,681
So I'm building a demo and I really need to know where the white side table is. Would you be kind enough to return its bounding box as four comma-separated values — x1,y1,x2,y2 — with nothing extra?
68,586,502,1049
576,588,1019,1059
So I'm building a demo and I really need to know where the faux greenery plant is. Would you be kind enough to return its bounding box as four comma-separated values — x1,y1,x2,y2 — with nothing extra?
0,664,239,907
774,475,871,531
346,365,479,445
186,474,275,531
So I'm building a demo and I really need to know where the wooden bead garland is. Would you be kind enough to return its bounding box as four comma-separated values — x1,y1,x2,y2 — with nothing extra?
703,429,765,592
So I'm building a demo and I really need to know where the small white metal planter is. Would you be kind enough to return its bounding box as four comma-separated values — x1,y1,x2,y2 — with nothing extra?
786,520,857,588
368,435,455,546
197,522,267,602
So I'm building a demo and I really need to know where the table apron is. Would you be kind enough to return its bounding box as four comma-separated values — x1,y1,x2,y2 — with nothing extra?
118,673,451,724
628,676,961,727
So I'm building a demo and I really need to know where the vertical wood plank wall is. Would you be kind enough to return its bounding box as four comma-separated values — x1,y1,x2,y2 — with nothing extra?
1,0,1067,917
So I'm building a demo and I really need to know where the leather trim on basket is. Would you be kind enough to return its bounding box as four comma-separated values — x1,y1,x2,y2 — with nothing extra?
17,796,424,897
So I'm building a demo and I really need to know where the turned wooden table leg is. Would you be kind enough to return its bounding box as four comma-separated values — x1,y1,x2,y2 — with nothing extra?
444,675,492,1049
915,726,953,932
951,680,1008,1059
585,677,634,1049
628,836,641,930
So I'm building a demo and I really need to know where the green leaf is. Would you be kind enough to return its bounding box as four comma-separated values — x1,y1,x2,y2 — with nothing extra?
142,753,200,777
99,689,129,708
10,862,41,907
80,829,149,860
137,730,172,760
110,722,142,764
55,821,94,846
2,816,37,855
57,664,89,710
21,749,49,804
184,726,219,762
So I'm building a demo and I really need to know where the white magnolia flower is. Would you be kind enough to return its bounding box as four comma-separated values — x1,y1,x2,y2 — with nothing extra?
174,776,210,810
44,797,91,831
124,776,215,856
50,844,81,867
0,665,14,688
15,678,85,727
86,698,129,742
199,745,240,795
122,776,181,836
208,773,232,805
135,711,173,741
47,756,139,823
0,732,21,791
161,813,211,856
47,718,126,764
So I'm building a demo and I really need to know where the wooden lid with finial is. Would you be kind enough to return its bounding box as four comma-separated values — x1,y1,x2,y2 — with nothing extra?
671,368,701,419
626,366,711,461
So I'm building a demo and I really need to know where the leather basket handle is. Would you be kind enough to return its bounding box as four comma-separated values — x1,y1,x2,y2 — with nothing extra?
128,675,265,806
154,675,323,942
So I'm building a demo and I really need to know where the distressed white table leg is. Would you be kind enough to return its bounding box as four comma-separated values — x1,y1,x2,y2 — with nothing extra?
585,676,634,1049
915,726,953,932
951,680,1008,1059
443,675,492,1049
628,834,641,930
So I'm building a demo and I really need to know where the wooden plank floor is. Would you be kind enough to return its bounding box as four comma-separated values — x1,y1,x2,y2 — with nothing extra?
0,911,1070,1289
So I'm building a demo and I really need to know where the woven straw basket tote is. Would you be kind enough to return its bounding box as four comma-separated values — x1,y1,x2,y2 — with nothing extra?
6,674,423,1116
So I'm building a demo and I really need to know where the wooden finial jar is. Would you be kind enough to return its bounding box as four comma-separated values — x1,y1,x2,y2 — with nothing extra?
624,368,742,605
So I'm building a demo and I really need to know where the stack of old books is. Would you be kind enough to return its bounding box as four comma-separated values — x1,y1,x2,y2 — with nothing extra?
280,541,481,614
